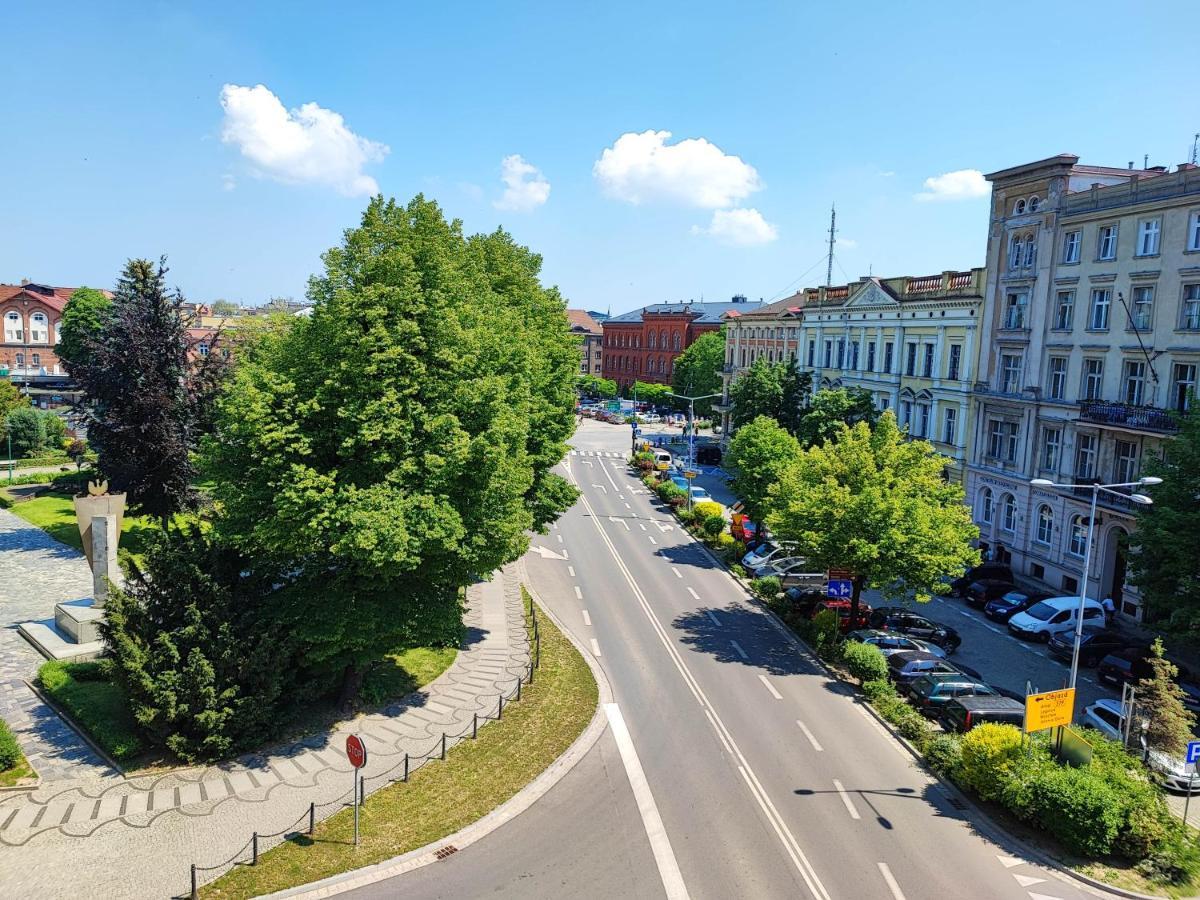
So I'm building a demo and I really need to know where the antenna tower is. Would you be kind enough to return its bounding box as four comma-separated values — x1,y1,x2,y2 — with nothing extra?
1191,133,1199,165
826,204,837,287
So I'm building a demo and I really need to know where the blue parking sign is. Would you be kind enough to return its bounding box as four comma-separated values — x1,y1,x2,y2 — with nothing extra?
826,580,853,599
1187,741,1200,765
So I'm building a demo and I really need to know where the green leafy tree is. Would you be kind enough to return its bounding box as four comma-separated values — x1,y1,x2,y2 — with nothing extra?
5,407,46,457
727,415,800,523
765,412,979,623
55,287,111,371
0,380,30,444
41,410,67,448
1128,402,1200,629
210,299,240,316
627,380,674,406
796,387,879,448
577,374,617,398
203,196,578,706
729,357,784,430
1136,638,1196,755
777,357,813,435
671,330,725,416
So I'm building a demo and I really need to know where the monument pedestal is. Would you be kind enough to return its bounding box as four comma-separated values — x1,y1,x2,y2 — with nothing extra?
19,599,106,661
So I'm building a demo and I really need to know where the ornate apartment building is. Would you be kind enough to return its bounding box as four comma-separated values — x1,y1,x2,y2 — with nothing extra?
966,155,1200,620
718,269,984,481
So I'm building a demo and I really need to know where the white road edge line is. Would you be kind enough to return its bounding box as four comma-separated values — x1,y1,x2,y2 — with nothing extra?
833,779,861,820
604,704,690,900
591,638,603,657
796,720,824,752
877,862,906,900
582,609,592,627
758,674,783,700
730,640,748,660
574,586,583,600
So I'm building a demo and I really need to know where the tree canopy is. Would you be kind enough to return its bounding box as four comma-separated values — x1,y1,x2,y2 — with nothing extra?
202,195,579,704
728,357,810,432
1128,402,1200,631
210,299,240,316
55,287,112,372
671,330,724,416
795,386,879,448
627,380,674,405
0,380,30,444
765,413,978,621
578,374,617,398
1136,639,1197,754
726,415,800,524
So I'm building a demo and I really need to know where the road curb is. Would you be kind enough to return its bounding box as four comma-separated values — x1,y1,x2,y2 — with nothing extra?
258,558,612,900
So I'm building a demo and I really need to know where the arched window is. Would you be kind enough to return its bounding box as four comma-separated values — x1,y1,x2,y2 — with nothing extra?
1068,515,1088,556
648,331,656,349
1001,494,1017,531
31,352,40,368
1035,505,1053,544
15,352,25,367
1023,234,1037,267
1029,196,1040,212
659,329,667,350
1014,199,1026,215
4,311,21,342
673,332,681,351
980,488,994,524
1008,235,1023,269
30,312,48,343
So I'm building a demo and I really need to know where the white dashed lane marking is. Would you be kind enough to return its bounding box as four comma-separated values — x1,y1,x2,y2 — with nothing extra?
582,609,592,627
758,675,783,700
877,862,905,899
687,587,700,600
591,638,602,657
672,568,683,579
568,566,575,577
730,640,748,660
833,780,861,820
796,720,823,752
706,611,722,627
574,586,583,600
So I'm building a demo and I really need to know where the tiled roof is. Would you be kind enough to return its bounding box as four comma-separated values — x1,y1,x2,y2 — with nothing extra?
725,294,803,320
566,308,601,334
606,299,763,325
0,284,112,314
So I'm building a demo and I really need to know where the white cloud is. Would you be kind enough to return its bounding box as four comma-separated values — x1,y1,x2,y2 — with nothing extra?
692,208,778,246
594,130,762,208
837,237,857,249
493,155,550,212
915,168,988,202
219,84,388,197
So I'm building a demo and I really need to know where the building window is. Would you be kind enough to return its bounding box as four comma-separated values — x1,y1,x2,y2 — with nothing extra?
1053,290,1075,330
1089,288,1111,330
947,344,961,380
806,340,815,367
1122,360,1147,406
883,342,894,374
900,399,913,429
4,311,21,342
1074,433,1097,480
1001,494,1017,532
31,352,40,367
980,488,994,524
1008,234,1024,270
823,340,833,367
866,341,876,372
1136,218,1161,257
1000,353,1022,393
917,402,930,437
1023,235,1037,268
1189,211,1200,252
1035,505,1054,545
1014,199,1026,215
1098,224,1118,260
941,406,957,445
29,312,48,343
988,419,1019,462
878,396,890,411
1114,439,1138,484
1182,284,1200,330
1068,515,1088,557
1004,291,1028,329
1062,230,1081,264
1171,363,1197,412
1083,358,1105,400
648,331,656,349
1041,426,1061,472
1129,285,1154,331
1048,356,1068,400
850,341,860,370
673,332,681,351
905,342,917,376
1029,196,1040,212
836,339,846,368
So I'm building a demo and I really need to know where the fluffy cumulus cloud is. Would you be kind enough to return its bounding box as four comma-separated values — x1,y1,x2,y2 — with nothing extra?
219,84,388,196
493,154,550,212
692,208,778,246
594,130,762,209
915,168,988,202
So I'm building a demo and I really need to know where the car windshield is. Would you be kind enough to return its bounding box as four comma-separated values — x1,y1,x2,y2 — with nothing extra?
998,592,1026,605
1023,602,1056,621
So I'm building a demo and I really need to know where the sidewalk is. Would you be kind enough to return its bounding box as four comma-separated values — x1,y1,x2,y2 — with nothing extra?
0,564,531,900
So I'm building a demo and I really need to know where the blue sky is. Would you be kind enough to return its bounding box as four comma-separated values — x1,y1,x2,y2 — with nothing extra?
2,1,1195,315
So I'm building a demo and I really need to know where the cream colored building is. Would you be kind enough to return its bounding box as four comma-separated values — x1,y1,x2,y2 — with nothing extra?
966,155,1200,621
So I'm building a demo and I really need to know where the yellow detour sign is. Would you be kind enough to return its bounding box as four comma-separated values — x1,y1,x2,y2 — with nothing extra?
683,470,697,479
1025,687,1076,732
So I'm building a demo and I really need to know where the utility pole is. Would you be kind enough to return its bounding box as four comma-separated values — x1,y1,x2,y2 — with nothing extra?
825,204,837,288
1191,133,1199,166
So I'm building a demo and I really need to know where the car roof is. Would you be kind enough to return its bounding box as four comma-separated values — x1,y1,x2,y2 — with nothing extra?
1093,698,1124,714
888,650,941,665
946,695,1024,711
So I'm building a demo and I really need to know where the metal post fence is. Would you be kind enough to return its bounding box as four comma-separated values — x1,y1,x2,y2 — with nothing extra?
498,694,504,720
308,802,315,835
252,832,259,865
441,733,447,760
190,864,197,900
473,712,478,738
403,753,409,783
516,678,521,701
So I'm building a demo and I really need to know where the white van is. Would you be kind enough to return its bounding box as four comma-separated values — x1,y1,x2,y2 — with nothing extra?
1007,596,1105,642
653,449,673,470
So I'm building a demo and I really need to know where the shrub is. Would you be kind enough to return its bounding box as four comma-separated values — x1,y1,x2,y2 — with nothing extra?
730,563,747,579
842,640,889,683
693,501,722,520
0,719,22,770
925,733,962,777
811,608,840,655
715,532,735,551
5,407,47,457
41,411,67,446
1027,765,1124,857
702,515,725,538
731,540,746,559
1137,824,1200,886
752,576,781,599
996,745,1055,822
957,723,1025,801
862,678,894,704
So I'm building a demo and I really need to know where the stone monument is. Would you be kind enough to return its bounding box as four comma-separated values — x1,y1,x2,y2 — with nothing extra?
19,480,126,661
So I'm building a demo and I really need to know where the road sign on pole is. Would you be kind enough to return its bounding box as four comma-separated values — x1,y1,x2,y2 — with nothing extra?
826,580,853,599
1024,688,1075,732
346,734,367,846
1187,741,1200,765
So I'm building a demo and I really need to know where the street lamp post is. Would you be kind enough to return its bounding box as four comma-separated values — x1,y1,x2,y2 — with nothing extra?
1029,476,1162,691
666,391,722,472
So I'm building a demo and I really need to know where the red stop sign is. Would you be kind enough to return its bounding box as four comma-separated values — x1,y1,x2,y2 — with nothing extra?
346,734,367,769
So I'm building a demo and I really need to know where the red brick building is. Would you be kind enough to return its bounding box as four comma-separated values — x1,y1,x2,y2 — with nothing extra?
0,282,100,381
601,296,760,388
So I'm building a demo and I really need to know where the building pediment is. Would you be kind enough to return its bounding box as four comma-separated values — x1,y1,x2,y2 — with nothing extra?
845,281,898,309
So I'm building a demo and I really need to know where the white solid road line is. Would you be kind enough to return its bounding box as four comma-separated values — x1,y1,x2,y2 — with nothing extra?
796,720,824,752
833,780,861,820
706,611,722,628
582,609,592,627
730,640,748,660
758,674,783,701
877,862,906,900
574,586,583,600
687,587,700,600
672,567,683,579
591,638,603,657
604,704,690,900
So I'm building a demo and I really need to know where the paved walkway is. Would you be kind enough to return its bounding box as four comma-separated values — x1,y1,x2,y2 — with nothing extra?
0,507,116,782
0,563,530,900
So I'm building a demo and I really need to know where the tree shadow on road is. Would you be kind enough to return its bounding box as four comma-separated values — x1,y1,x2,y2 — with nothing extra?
654,543,720,570
671,604,825,677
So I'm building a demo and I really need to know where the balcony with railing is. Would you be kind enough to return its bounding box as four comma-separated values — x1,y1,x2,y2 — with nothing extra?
1078,400,1179,434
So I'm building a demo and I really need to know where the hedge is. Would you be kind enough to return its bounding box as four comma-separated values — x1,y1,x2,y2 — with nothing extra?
0,719,22,770
842,640,889,683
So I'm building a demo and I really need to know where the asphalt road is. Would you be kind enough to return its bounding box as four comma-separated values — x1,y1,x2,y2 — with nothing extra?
353,418,1107,900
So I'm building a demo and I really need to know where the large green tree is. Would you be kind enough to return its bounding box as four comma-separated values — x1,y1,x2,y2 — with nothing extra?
203,196,579,705
1136,639,1196,754
765,412,979,623
0,380,30,445
671,330,724,416
778,357,813,436
1128,402,1200,630
577,374,617,399
627,380,674,405
55,286,112,371
5,407,46,457
796,387,879,448
728,357,811,432
726,415,800,523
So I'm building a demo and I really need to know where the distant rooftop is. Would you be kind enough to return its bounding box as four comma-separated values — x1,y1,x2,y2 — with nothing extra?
566,308,602,333
606,296,762,325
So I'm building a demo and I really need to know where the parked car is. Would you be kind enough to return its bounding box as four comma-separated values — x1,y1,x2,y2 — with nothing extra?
1047,626,1132,667
1083,698,1127,741
964,579,1018,609
1007,596,1105,642
752,556,806,579
1147,750,1198,794
887,652,981,687
845,630,947,659
939,696,1026,733
742,542,787,569
983,589,1052,623
670,475,689,491
868,607,961,652
947,562,1014,598
688,486,713,504
908,674,997,715
783,588,826,617
812,600,872,633
1097,648,1200,713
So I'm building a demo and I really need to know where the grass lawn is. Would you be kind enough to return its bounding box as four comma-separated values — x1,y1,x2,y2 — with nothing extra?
203,590,597,898
360,647,458,707
7,491,160,566
38,660,145,764
0,755,35,788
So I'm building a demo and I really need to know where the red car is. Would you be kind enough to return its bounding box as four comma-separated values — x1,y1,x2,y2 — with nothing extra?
811,600,872,633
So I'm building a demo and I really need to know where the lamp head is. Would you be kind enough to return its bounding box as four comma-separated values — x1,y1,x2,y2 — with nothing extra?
1139,476,1163,486
1030,478,1055,488
1130,494,1154,506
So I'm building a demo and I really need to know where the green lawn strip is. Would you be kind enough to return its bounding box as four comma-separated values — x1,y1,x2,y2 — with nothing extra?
0,756,35,788
204,593,597,899
37,661,145,764
7,491,160,565
360,647,458,707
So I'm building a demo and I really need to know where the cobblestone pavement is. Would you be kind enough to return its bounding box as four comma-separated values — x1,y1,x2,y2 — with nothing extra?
0,508,116,782
0,563,531,900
